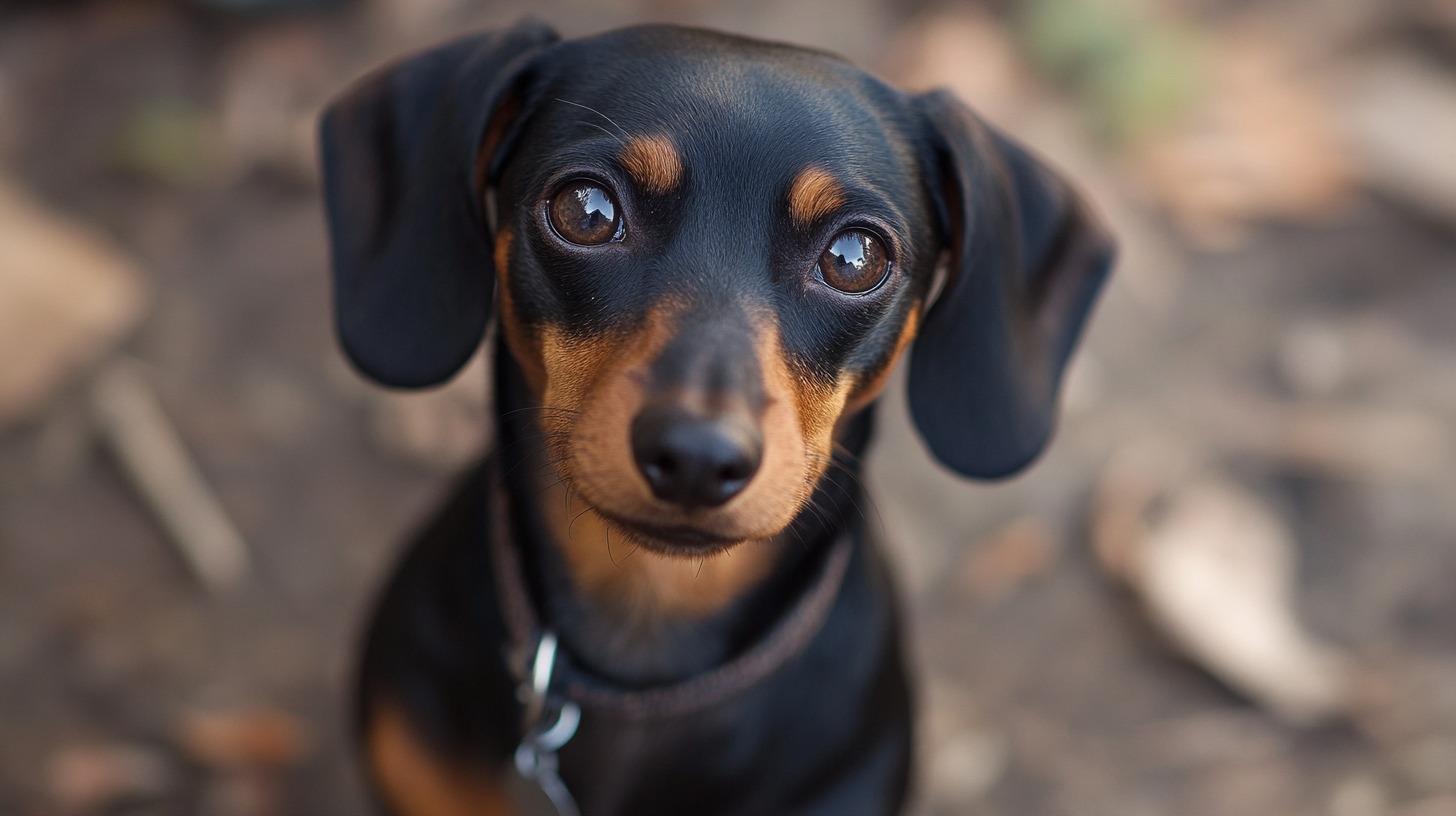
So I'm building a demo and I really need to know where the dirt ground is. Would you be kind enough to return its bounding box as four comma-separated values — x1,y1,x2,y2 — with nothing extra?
1,1,1454,814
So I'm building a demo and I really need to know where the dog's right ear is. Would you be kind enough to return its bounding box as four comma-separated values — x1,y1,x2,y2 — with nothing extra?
319,20,559,387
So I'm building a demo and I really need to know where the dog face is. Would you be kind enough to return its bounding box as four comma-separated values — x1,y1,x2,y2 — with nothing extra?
486,30,939,552
320,21,1113,554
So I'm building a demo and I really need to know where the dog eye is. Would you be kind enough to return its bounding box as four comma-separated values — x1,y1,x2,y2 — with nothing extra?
548,181,622,245
818,230,889,294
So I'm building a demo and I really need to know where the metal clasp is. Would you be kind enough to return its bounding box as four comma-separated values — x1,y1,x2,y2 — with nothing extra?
510,631,581,816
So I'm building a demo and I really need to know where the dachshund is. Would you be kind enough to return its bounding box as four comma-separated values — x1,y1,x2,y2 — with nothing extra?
319,19,1113,816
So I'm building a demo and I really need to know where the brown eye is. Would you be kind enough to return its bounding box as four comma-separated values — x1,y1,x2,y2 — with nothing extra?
818,230,889,294
548,181,621,245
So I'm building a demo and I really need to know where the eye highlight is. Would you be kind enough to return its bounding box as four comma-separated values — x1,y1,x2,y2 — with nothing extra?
818,229,889,294
548,180,622,245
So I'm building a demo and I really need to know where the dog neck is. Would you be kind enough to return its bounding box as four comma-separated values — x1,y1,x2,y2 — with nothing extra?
493,342,874,687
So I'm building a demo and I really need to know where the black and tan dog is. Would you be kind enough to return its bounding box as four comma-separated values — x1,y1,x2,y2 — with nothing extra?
320,19,1112,816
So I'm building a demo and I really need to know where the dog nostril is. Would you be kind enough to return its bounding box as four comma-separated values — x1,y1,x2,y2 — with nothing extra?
647,455,678,482
631,406,762,509
717,462,750,483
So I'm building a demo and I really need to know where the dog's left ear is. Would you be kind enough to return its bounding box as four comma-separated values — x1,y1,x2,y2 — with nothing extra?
319,20,559,387
908,90,1115,479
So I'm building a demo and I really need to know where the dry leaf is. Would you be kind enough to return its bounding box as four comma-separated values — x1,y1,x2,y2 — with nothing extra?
1137,478,1353,723
1093,442,1355,724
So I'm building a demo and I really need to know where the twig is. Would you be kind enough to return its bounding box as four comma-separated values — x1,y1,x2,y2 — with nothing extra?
91,360,249,592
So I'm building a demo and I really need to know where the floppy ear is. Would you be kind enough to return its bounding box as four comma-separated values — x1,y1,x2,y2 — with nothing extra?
908,90,1115,479
319,20,559,387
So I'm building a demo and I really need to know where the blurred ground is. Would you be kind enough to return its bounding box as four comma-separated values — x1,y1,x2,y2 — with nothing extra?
1,0,1454,814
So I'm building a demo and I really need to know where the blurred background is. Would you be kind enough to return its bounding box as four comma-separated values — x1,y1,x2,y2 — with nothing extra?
1,0,1454,814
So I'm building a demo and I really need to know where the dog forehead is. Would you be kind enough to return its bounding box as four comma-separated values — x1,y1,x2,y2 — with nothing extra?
529,28,910,182
554,25,856,92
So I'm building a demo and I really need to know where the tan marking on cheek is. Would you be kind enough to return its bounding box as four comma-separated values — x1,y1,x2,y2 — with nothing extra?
538,326,619,413
775,348,853,462
752,321,841,503
619,135,683,195
536,315,641,480
366,699,516,816
844,305,920,415
787,167,847,228
494,228,547,394
795,374,855,464
536,324,621,488
537,306,679,518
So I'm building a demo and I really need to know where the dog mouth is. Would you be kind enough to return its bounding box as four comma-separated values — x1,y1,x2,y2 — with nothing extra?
591,508,759,555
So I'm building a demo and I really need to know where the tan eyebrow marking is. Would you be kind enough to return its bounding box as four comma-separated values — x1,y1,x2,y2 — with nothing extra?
619,135,683,194
787,166,847,227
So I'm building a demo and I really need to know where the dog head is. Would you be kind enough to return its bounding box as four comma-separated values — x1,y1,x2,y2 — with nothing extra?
320,20,1114,554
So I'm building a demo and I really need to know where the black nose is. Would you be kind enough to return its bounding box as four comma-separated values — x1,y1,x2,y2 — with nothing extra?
631,405,763,509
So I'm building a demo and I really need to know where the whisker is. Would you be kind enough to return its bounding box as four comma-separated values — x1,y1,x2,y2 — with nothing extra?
554,98,630,141
830,440,863,466
533,475,568,498
567,503,595,539
781,521,809,552
499,405,581,419
798,494,833,531
579,121,624,144
821,458,887,540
